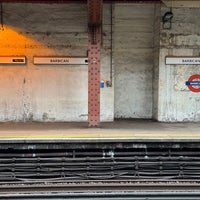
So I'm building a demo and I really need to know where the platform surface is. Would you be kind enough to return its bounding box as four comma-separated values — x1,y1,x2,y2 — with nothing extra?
0,120,199,142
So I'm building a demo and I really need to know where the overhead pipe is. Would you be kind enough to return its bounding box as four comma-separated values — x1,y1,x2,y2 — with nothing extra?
0,0,162,4
107,0,113,87
0,3,4,30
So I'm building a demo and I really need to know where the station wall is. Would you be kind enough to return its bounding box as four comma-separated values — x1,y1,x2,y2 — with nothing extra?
0,3,88,121
0,3,113,122
0,3,199,122
157,6,200,122
114,4,154,119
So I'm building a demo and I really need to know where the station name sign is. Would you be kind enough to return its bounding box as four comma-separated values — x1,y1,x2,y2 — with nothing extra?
34,56,88,65
0,56,26,64
166,56,200,65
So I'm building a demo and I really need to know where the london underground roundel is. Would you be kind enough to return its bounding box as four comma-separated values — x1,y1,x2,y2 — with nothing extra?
185,74,200,92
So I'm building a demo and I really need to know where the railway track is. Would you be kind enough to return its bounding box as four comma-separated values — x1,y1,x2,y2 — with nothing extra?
0,181,200,193
1,183,200,200
1,142,200,199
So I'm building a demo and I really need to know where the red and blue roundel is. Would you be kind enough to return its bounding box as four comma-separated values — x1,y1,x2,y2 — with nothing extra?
186,74,200,92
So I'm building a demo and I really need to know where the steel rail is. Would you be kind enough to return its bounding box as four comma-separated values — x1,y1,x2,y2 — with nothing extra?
1,182,200,193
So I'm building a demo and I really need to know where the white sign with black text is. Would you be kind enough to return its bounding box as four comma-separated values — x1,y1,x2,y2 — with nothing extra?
0,56,26,64
34,57,88,65
166,57,200,65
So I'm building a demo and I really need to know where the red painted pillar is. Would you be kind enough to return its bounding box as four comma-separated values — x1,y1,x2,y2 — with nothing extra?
87,0,102,127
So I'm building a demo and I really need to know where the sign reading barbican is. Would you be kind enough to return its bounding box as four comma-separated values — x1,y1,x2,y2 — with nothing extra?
166,57,200,65
34,57,88,65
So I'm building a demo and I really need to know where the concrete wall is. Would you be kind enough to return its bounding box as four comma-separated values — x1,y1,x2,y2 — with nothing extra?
0,3,199,123
114,4,154,119
157,6,200,121
0,3,113,122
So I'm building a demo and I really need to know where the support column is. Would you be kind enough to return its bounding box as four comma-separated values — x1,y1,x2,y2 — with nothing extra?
87,0,102,127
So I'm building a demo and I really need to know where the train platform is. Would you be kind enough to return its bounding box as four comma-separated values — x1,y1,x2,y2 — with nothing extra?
0,120,199,143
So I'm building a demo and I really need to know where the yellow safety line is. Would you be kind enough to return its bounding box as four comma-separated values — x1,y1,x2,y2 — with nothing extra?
0,131,200,139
